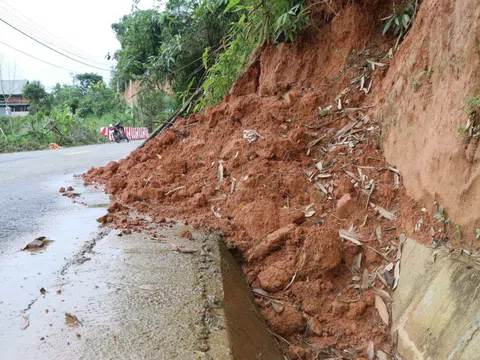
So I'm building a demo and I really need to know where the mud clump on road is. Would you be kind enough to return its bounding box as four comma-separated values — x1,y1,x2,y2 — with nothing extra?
84,2,447,358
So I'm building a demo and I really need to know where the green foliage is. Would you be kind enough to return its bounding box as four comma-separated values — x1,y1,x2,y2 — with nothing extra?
137,87,174,131
434,205,445,223
199,36,256,109
1,76,130,153
383,2,415,37
476,228,480,240
455,225,462,240
75,73,104,94
23,81,48,103
51,83,83,114
77,82,125,118
111,0,309,111
383,1,416,51
458,97,480,139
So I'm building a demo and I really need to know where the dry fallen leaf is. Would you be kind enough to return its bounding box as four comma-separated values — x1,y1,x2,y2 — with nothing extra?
314,182,328,195
174,245,199,254
22,239,45,250
374,204,397,221
211,206,222,218
376,226,383,244
352,253,362,272
361,269,369,290
377,350,389,360
65,313,82,327
308,317,323,336
208,194,227,202
304,210,316,218
367,341,375,360
271,301,284,314
20,315,29,330
339,229,365,246
252,288,270,297
165,186,186,196
393,261,400,290
375,295,389,325
371,287,393,302
218,161,224,182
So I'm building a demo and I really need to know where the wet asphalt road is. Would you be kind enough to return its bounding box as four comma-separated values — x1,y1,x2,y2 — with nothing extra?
0,141,138,256
0,141,282,360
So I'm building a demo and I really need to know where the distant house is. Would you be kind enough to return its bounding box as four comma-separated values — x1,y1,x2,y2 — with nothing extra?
0,80,30,117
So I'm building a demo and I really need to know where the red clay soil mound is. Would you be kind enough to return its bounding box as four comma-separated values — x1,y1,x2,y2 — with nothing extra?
85,3,439,359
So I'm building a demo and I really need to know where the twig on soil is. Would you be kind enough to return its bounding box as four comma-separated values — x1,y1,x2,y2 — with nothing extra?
166,186,185,196
269,330,293,346
326,211,346,222
284,272,297,291
366,182,375,210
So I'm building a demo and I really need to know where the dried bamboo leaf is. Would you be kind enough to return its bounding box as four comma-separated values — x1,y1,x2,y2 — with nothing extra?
375,295,390,325
211,206,222,218
376,226,383,244
218,162,224,182
374,204,397,221
361,269,369,290
377,350,389,360
336,122,357,137
394,173,400,189
230,179,236,194
166,186,186,196
376,270,388,287
367,341,375,360
284,272,297,291
20,315,29,330
208,194,227,202
371,287,393,301
339,229,365,246
388,166,400,174
304,210,316,218
252,288,270,297
352,253,362,272
393,261,400,290
367,59,386,68
384,262,394,272
314,182,328,195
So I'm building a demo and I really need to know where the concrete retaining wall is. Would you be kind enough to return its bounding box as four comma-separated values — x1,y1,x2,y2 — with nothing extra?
393,239,480,359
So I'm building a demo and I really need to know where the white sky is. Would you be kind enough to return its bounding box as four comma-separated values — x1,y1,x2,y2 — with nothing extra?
0,0,158,90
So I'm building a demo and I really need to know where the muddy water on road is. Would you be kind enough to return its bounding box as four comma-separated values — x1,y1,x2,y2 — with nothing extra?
0,179,281,359
0,178,113,359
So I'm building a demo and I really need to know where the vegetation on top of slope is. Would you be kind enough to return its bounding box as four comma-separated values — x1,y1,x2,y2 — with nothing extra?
111,0,309,112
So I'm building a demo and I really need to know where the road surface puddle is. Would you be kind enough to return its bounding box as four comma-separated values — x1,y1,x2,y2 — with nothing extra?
0,176,282,359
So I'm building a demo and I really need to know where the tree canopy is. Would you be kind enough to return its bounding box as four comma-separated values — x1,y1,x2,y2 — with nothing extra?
110,0,308,109
23,81,47,103
75,73,104,94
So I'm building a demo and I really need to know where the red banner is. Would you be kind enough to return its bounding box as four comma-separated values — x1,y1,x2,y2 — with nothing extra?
100,127,149,141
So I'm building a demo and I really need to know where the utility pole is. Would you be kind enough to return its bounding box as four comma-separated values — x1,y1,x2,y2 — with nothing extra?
129,79,135,127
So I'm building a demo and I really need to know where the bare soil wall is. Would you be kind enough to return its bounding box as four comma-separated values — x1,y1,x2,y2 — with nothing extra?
377,0,480,248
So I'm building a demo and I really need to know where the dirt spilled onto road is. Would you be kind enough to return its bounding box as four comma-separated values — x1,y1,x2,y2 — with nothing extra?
83,1,467,358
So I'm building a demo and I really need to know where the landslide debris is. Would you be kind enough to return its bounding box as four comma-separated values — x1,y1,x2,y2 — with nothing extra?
84,2,443,358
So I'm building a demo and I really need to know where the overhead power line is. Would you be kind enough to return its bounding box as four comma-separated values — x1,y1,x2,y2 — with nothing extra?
0,39,78,74
0,16,112,72
0,0,111,69
0,39,112,83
